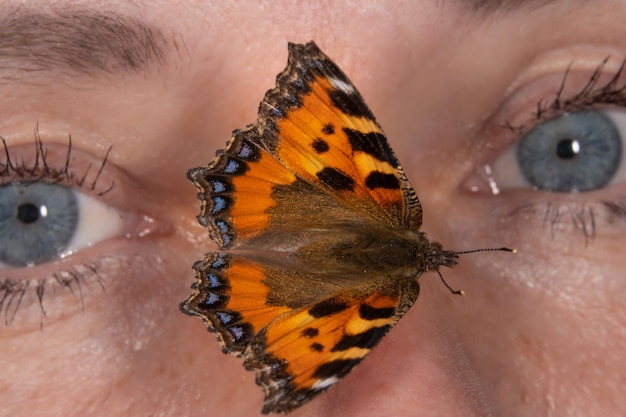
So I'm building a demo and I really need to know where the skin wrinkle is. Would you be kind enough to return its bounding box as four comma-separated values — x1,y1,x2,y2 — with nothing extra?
0,9,171,76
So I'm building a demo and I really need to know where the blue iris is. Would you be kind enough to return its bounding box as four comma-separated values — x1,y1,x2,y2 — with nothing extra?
516,110,622,192
0,182,78,266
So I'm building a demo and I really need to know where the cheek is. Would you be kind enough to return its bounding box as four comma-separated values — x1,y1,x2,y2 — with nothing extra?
406,160,626,415
441,245,626,416
0,233,205,416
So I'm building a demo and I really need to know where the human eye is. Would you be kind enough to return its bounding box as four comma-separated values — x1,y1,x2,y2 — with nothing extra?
501,109,623,193
0,139,119,268
466,58,626,241
0,132,159,326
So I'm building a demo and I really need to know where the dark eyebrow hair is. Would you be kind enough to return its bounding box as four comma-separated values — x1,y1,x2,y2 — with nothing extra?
460,0,556,13
0,9,176,77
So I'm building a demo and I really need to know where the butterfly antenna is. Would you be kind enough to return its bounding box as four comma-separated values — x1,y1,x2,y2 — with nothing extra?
439,247,516,296
436,269,465,296
453,247,516,255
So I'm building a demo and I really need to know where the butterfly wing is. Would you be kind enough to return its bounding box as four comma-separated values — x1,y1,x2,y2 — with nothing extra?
187,126,298,249
187,42,422,249
258,42,422,231
181,252,420,414
181,253,292,355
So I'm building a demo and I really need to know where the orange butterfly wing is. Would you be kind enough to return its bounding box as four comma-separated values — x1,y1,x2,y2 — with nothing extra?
257,43,422,230
187,43,422,250
182,252,420,414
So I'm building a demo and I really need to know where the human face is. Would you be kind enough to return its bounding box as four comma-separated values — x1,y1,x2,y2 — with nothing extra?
1,1,624,416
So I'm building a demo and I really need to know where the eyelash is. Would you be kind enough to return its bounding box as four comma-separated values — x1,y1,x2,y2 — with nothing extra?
502,58,626,242
0,261,106,326
506,58,626,133
0,128,113,195
0,130,113,325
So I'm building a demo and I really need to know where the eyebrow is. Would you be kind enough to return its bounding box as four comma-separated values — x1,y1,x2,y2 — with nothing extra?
0,2,558,79
460,0,556,13
0,9,176,77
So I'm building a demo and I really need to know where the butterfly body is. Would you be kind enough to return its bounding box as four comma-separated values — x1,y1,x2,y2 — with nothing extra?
181,42,459,414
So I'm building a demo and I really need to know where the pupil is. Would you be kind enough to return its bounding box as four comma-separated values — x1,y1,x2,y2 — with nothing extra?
17,203,40,224
556,139,580,159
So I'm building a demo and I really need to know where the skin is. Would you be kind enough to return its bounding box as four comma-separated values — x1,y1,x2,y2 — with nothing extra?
1,1,625,416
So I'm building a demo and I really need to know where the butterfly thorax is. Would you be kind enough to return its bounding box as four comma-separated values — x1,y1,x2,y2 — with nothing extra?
291,228,458,279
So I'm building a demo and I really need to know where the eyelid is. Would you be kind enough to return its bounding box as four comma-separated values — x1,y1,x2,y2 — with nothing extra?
0,138,114,194
494,64,626,134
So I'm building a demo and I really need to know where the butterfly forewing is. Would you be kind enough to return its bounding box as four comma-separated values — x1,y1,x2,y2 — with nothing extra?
258,42,422,230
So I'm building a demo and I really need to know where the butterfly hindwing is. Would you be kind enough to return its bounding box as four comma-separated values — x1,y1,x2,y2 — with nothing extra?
181,252,292,355
182,251,420,414
246,279,419,414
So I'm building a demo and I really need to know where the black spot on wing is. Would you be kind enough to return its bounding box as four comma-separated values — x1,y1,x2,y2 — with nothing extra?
330,326,391,352
365,171,401,190
316,167,355,191
359,303,396,320
329,89,376,120
302,327,319,338
313,358,362,380
309,298,350,318
311,138,329,154
321,123,335,135
343,128,399,167
310,343,324,352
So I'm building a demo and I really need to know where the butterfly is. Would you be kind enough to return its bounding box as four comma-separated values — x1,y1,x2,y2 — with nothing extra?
180,41,509,414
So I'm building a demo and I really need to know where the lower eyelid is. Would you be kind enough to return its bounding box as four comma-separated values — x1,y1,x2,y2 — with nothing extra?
0,241,171,330
459,176,626,244
498,194,626,242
